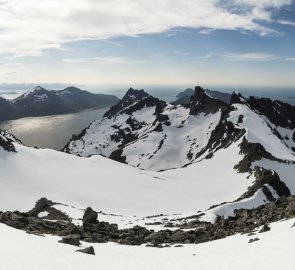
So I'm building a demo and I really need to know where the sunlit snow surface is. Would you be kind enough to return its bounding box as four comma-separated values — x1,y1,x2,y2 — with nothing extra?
0,140,254,222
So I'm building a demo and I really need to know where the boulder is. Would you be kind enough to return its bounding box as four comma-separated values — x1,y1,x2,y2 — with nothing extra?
259,224,271,233
59,234,81,246
170,230,187,243
76,246,95,255
83,207,98,225
248,238,260,243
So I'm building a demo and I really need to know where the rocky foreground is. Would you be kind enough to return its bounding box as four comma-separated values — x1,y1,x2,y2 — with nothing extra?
1,196,295,254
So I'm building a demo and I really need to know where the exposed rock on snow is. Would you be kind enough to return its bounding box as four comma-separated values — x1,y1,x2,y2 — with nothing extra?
59,234,81,246
76,246,95,255
259,224,271,233
1,195,295,248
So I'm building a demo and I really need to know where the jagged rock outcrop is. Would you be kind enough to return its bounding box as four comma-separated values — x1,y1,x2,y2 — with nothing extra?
189,86,228,115
0,130,22,152
247,97,295,129
104,88,149,118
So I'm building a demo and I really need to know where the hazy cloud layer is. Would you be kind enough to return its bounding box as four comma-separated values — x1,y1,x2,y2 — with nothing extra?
0,0,292,56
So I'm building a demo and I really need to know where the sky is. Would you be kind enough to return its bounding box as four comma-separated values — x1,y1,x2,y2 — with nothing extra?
0,0,295,89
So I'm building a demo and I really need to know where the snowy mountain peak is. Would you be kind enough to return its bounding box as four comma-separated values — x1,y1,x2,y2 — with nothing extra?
103,88,150,118
21,86,47,98
34,86,45,91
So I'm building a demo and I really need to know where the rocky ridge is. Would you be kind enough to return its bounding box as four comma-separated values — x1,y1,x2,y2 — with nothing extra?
1,196,295,248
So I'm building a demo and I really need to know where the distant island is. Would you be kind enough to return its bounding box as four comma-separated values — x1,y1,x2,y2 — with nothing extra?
172,88,232,105
0,86,120,122
0,91,18,95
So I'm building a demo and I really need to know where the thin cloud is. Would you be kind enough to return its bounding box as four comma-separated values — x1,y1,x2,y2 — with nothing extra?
278,20,295,26
173,50,190,56
193,53,214,60
285,57,295,61
63,56,126,64
199,29,216,35
222,52,279,61
0,0,291,57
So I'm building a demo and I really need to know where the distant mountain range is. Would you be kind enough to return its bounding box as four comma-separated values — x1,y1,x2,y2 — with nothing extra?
172,87,232,105
0,86,120,122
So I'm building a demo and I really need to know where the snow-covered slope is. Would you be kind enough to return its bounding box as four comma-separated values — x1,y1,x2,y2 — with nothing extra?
0,137,254,220
64,87,228,171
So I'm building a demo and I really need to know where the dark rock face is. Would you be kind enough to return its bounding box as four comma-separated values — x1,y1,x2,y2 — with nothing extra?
192,108,246,162
109,149,127,164
83,207,98,228
190,86,228,116
0,97,15,122
230,91,247,105
170,230,187,242
234,138,276,173
0,86,120,122
247,97,295,129
239,167,290,201
0,130,22,153
104,88,150,118
76,246,95,255
230,93,295,129
28,197,70,221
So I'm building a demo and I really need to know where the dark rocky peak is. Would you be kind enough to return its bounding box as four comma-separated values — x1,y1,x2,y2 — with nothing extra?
173,87,231,106
0,96,10,105
189,86,228,115
34,86,46,91
30,86,47,94
247,96,295,129
104,88,150,117
123,88,150,102
230,91,247,105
